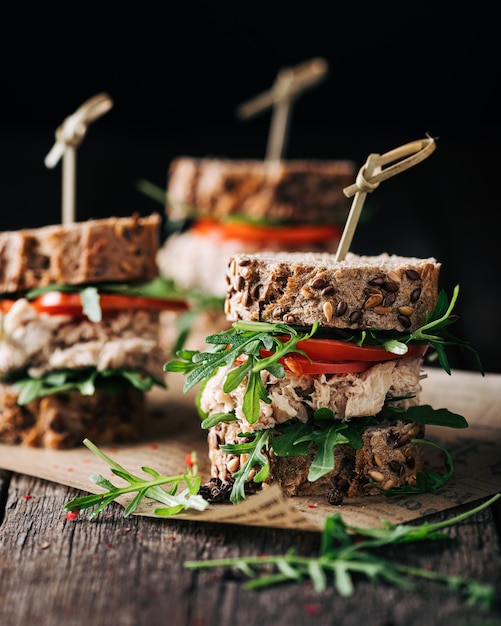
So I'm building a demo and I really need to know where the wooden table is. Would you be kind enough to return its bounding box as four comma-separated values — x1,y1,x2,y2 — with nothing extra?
1,369,500,626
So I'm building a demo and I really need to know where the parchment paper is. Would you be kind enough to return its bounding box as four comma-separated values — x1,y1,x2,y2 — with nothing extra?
0,368,499,531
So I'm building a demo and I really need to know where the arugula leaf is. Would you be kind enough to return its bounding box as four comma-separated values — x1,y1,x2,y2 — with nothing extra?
272,412,371,482
219,430,272,504
12,368,164,405
64,439,208,519
184,493,500,609
165,322,318,424
378,403,469,428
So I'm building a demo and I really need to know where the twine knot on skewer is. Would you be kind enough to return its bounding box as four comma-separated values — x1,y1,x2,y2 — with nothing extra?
353,162,381,194
44,93,113,169
44,93,114,225
335,136,437,261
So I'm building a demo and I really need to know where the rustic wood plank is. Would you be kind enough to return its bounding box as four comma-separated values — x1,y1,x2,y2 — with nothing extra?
0,473,500,626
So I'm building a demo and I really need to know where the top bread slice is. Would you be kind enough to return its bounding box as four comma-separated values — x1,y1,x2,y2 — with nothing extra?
0,213,161,294
166,157,356,224
225,251,441,333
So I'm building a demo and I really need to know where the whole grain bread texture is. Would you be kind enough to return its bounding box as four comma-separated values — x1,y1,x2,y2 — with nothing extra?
225,251,441,333
207,418,425,501
0,382,145,449
0,213,161,294
167,157,356,224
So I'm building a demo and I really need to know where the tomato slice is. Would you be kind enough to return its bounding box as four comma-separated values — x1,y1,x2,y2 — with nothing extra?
0,299,16,314
30,292,189,317
283,356,372,375
278,336,428,362
191,218,342,243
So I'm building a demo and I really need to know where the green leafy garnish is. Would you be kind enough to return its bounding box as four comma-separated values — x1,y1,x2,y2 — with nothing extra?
185,493,500,609
383,285,484,375
165,322,319,425
214,404,463,504
64,439,208,519
12,368,163,405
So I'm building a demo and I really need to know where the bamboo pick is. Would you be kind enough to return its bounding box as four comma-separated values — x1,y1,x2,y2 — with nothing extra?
44,93,114,224
236,58,328,162
335,137,436,262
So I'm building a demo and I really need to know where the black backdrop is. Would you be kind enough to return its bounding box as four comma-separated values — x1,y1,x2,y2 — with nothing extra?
1,3,500,373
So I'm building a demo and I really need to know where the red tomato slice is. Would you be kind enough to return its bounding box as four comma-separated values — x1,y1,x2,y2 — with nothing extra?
191,218,342,243
30,292,189,317
0,299,15,314
283,356,372,375
278,337,428,362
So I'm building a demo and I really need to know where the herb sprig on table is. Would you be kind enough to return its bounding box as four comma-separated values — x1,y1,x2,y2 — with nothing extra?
64,439,208,519
185,493,500,610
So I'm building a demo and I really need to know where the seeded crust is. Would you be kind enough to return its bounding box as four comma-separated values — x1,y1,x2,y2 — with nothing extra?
0,383,145,449
225,251,441,333
167,157,356,224
0,213,161,294
207,419,425,501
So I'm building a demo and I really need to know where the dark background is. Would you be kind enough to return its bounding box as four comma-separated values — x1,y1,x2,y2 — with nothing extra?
1,3,500,373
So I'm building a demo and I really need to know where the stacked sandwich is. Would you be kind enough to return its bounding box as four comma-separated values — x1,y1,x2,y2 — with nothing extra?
166,250,481,504
0,213,189,448
157,157,356,349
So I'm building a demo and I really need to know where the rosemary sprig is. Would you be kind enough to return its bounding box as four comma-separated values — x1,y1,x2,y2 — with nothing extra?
64,439,209,520
185,493,501,610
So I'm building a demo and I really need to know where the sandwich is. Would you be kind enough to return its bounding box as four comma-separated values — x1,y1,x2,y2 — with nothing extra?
0,212,189,448
156,157,356,350
166,250,483,504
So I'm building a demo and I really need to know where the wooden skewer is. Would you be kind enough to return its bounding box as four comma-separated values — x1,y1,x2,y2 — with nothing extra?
236,58,328,162
335,137,436,262
44,93,114,224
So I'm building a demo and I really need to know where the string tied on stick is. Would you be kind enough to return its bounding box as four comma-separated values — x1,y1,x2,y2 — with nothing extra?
236,58,328,162
44,93,114,225
335,136,436,262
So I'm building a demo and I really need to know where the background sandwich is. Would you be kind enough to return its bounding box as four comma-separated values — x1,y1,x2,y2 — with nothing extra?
166,250,483,504
0,212,188,448
156,157,356,351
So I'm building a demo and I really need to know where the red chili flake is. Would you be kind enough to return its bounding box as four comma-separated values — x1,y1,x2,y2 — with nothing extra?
66,510,79,521
307,502,318,509
185,453,194,467
67,467,74,472
105,542,113,549
304,603,322,616
150,443,159,450
23,494,32,500
81,458,91,464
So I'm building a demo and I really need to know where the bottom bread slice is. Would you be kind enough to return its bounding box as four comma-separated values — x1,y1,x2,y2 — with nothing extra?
0,384,145,449
207,418,425,502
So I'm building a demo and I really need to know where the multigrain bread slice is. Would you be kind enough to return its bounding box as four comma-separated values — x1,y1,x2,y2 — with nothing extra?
208,418,425,501
0,213,161,294
0,382,145,449
167,157,356,224
224,251,441,333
